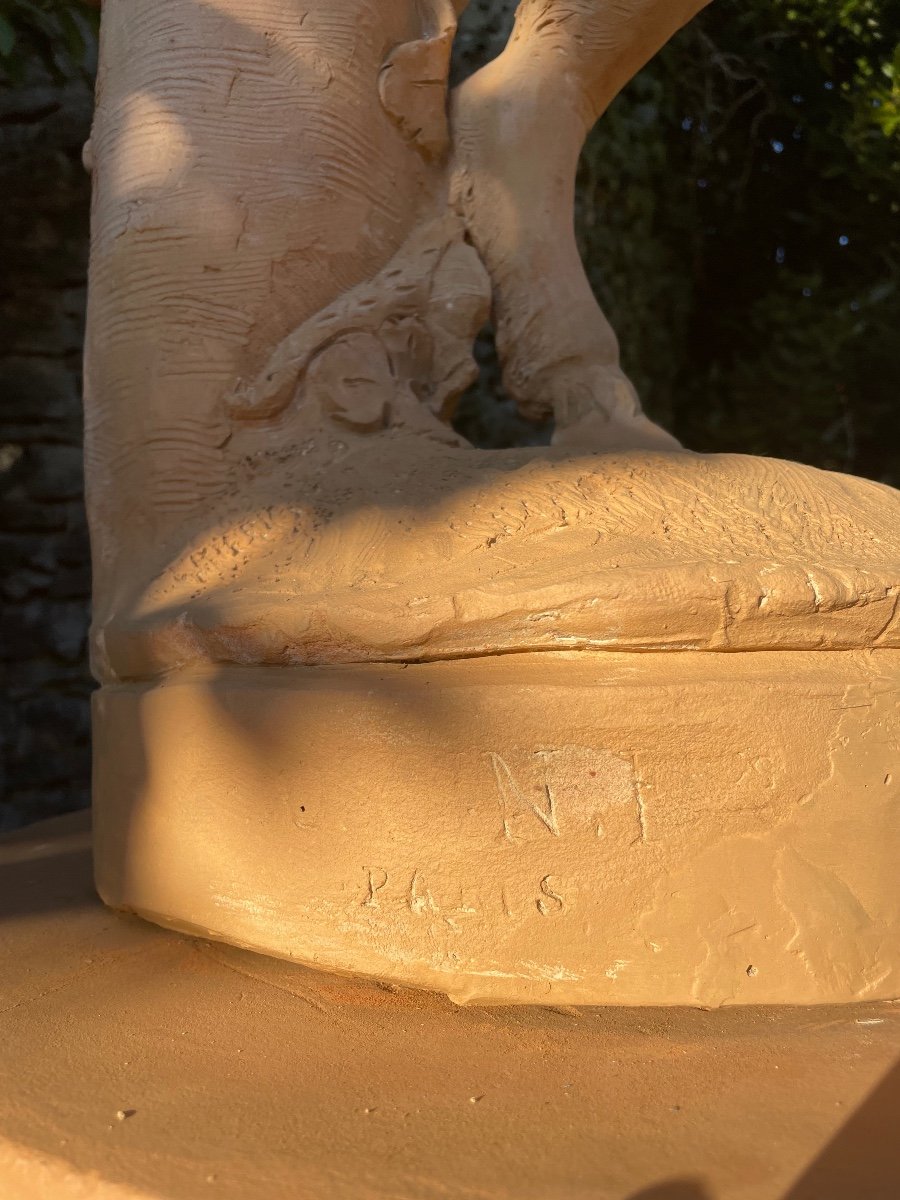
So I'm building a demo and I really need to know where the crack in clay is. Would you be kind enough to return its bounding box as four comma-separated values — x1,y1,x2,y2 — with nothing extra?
110,638,893,685
196,943,330,1014
0,941,158,1019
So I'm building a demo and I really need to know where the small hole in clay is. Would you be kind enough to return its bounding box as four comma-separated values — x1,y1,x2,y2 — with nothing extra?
452,324,553,449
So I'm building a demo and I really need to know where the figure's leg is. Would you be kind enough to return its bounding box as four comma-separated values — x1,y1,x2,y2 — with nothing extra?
451,0,711,448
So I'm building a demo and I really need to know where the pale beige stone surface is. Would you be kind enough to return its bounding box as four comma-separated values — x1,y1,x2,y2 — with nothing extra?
2,815,899,1200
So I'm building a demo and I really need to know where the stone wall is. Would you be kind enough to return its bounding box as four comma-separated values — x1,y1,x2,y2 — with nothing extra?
0,61,94,831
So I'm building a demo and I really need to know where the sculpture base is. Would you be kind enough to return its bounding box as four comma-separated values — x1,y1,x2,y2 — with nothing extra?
93,649,900,1007
2,813,899,1200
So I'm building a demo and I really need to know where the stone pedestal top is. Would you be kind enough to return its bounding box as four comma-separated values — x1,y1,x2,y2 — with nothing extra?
1,813,898,1199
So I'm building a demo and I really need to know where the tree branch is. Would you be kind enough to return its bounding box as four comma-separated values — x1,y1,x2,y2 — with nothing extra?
451,0,712,445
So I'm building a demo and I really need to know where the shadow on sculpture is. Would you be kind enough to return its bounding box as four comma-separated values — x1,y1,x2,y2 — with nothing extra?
782,1058,900,1200
82,0,900,1008
627,1182,713,1200
0,848,94,920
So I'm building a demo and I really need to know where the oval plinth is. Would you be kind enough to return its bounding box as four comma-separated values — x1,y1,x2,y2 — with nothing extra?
93,649,900,1006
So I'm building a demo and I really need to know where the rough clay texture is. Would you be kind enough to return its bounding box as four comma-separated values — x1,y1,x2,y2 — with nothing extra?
101,445,900,679
94,651,900,1007
85,0,900,1004
84,0,708,644
3,815,900,1200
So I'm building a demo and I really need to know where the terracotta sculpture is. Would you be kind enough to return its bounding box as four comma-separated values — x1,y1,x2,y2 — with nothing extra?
86,0,900,1006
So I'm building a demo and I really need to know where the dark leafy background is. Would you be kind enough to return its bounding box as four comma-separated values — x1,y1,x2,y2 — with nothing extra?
453,0,900,482
0,0,96,81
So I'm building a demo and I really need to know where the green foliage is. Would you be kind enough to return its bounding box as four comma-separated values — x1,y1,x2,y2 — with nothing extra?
580,0,900,482
0,0,97,83
781,0,900,138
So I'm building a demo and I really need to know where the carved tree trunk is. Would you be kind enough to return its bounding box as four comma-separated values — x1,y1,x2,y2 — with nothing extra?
84,0,706,678
86,1,446,633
